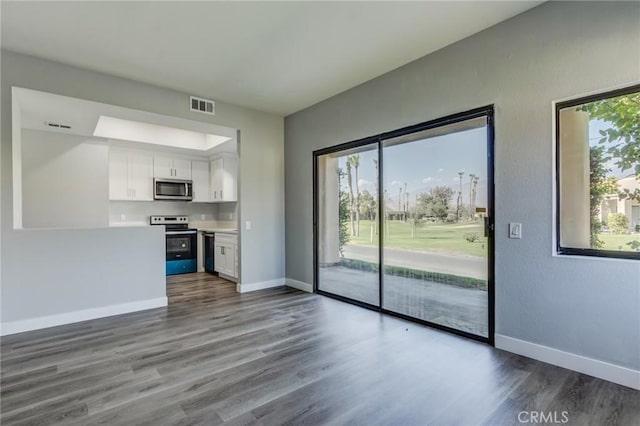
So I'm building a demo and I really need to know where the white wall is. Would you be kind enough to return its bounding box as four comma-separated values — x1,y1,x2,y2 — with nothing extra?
1,226,167,333
108,201,222,226
284,0,640,379
1,50,285,328
22,129,109,229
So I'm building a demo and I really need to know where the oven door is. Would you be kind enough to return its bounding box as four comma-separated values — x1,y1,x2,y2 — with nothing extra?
165,230,197,261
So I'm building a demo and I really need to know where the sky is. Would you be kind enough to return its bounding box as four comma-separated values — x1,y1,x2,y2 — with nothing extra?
337,127,488,209
589,118,632,179
334,114,634,212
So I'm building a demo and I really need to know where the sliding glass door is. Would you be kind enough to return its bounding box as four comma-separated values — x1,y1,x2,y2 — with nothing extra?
314,107,494,342
316,142,380,306
381,116,490,338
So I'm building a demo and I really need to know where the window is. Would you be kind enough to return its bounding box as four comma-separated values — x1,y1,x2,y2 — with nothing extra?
556,85,640,260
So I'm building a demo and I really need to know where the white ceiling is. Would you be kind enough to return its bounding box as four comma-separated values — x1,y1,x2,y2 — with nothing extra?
1,1,543,116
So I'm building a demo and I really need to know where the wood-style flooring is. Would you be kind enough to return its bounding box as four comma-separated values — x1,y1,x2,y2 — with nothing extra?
1,273,638,425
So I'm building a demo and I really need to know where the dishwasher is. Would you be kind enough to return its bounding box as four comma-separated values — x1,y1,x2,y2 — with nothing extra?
204,233,216,274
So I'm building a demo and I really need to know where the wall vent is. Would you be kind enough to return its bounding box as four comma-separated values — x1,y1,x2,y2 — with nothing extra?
45,121,71,129
190,96,215,115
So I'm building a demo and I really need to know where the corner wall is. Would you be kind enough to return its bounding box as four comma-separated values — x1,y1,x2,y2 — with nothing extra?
284,1,640,381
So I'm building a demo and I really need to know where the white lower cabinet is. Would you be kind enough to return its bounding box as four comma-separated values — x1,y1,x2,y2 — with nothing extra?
214,233,238,279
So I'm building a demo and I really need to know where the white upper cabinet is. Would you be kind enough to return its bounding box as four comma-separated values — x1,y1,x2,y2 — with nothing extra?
109,150,153,201
128,154,154,200
173,158,192,180
191,160,212,203
153,156,192,180
210,154,237,202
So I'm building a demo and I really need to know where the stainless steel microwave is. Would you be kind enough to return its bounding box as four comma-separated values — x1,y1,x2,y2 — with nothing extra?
153,178,193,201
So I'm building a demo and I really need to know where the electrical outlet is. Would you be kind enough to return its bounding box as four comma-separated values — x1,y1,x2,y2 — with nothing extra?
120,214,126,222
200,214,206,220
509,223,522,239
245,220,252,230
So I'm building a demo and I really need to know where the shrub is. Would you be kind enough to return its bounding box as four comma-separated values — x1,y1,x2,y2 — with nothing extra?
339,258,486,290
464,232,480,243
607,213,629,234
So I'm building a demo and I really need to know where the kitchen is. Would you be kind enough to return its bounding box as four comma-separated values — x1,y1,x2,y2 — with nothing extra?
2,52,286,337
15,87,240,289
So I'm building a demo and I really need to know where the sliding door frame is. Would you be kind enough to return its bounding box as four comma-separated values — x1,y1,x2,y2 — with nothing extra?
313,105,495,345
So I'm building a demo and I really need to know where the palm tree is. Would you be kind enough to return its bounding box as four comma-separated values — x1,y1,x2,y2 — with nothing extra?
469,173,476,221
350,154,361,236
373,159,379,235
346,158,355,236
471,175,480,220
457,171,464,222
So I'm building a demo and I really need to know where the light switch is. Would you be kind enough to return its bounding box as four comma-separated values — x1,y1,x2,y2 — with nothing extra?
509,223,522,239
200,214,206,220
246,220,252,230
120,214,126,221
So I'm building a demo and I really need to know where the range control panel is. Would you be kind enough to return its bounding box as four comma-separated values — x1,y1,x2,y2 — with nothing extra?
150,215,189,225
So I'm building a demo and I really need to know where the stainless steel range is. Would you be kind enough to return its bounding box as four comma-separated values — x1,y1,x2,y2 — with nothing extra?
150,215,197,275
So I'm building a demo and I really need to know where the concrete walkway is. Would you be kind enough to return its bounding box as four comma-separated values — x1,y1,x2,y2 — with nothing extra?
319,266,488,337
343,244,487,280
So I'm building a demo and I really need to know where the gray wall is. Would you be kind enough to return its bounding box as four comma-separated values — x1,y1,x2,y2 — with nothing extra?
285,2,640,369
1,50,284,325
22,129,109,229
1,226,166,322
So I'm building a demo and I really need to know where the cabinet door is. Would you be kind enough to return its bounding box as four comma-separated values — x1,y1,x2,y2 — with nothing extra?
221,157,237,202
109,151,129,200
191,160,211,202
173,159,192,180
234,244,239,278
210,158,223,200
128,154,154,200
153,156,174,179
214,242,226,274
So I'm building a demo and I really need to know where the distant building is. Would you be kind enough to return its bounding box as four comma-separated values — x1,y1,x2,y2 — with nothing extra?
600,175,640,232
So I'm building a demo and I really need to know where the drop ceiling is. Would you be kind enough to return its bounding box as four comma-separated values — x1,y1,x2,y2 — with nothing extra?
1,1,543,116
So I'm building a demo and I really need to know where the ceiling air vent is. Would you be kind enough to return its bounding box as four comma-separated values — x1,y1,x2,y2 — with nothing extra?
190,96,215,115
45,121,71,129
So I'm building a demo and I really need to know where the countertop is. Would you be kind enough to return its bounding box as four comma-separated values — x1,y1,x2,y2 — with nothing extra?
198,228,238,234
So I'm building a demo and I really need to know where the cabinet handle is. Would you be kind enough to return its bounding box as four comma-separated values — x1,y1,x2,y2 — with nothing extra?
220,190,223,199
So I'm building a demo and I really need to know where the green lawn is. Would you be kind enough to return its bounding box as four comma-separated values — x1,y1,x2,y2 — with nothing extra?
348,220,488,257
346,220,639,256
600,233,640,252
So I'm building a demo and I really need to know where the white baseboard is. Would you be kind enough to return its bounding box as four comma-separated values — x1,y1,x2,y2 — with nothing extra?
285,278,313,293
236,278,285,293
0,297,168,336
495,334,640,390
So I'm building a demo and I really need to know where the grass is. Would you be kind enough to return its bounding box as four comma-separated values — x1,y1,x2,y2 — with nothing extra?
348,219,488,257
345,220,640,256
600,233,640,252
